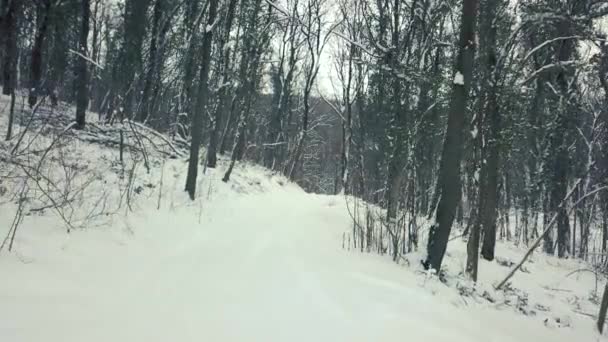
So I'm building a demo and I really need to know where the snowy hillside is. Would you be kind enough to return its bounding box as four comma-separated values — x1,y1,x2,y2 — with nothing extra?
0,116,605,342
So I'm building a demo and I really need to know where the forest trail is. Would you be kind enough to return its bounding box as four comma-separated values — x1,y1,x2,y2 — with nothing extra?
0,168,600,342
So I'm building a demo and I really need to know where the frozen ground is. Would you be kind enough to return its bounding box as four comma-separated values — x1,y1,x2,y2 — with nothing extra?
0,95,605,341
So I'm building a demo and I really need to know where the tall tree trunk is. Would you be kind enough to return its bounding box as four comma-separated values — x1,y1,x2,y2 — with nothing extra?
75,0,90,129
184,0,220,199
465,0,499,279
178,0,203,138
384,0,408,262
337,42,355,194
264,9,299,171
598,40,608,264
479,82,500,260
223,0,271,182
136,0,163,123
479,0,501,259
89,0,102,111
119,0,150,118
0,0,7,92
598,282,608,333
28,0,53,108
424,0,478,272
552,21,576,259
207,0,238,169
1,0,18,96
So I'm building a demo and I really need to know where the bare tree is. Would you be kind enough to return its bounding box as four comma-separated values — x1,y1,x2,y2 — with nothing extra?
424,0,479,272
287,0,334,181
28,0,53,108
185,0,220,199
75,0,91,129
207,0,239,169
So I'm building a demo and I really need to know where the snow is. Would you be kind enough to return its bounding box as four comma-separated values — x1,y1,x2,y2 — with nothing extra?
454,71,465,85
471,126,479,139
1,162,604,341
0,95,606,342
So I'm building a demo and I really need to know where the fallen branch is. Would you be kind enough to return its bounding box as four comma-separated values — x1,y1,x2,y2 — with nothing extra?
495,181,607,290
126,120,185,156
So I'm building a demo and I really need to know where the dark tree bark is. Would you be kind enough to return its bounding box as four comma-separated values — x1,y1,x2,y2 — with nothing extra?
118,0,150,117
207,0,239,169
136,0,163,123
178,0,204,138
28,0,53,108
46,3,70,104
1,0,18,96
287,0,326,182
384,0,408,262
75,0,91,129
599,283,608,333
465,10,489,274
551,17,577,259
599,40,608,263
424,0,478,272
184,0,220,199
3,0,17,142
479,0,501,261
223,0,271,183
137,0,161,122
0,0,7,92
263,5,298,171
5,91,15,141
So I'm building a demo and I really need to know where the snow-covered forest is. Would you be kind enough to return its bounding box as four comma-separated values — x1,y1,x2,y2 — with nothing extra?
1,0,608,340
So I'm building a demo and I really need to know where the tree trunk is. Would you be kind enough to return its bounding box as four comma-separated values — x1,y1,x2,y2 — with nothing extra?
28,0,53,108
598,282,608,333
424,0,478,272
119,0,150,117
207,0,238,169
1,0,18,96
384,0,408,262
184,0,219,199
480,56,501,260
5,90,15,140
466,0,500,278
337,42,355,194
75,0,91,129
222,0,268,183
136,0,163,123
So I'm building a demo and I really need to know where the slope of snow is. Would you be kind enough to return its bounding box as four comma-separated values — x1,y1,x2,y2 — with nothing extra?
0,158,603,341
0,95,604,341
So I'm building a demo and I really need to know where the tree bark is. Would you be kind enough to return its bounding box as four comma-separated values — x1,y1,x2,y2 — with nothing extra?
28,0,53,108
184,0,220,199
598,282,608,333
1,0,18,96
75,0,91,129
119,0,150,117
136,0,163,123
552,19,576,258
207,0,238,169
479,0,501,260
424,0,478,272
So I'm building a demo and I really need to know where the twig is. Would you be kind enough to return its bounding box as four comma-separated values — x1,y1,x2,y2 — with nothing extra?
69,49,105,70
0,183,27,253
11,97,45,155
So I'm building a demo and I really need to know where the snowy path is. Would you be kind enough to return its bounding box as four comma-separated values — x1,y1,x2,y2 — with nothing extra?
0,176,598,341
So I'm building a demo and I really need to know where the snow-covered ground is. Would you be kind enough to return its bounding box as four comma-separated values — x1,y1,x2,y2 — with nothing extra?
0,96,605,341
0,160,603,341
